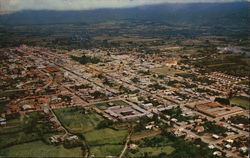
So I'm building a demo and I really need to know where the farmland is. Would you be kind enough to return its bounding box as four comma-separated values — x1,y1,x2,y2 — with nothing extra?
0,141,82,157
54,107,129,157
230,96,250,109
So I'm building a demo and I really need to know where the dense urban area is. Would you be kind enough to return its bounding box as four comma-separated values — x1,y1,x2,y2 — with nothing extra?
0,1,249,158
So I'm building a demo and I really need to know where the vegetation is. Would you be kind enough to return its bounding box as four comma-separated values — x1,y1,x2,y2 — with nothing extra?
197,88,220,95
148,83,166,90
138,70,150,76
0,112,57,149
131,77,140,83
151,67,182,76
161,106,198,122
54,107,104,133
201,121,228,135
70,84,92,90
96,120,113,129
214,97,230,105
126,135,175,157
0,141,82,157
90,144,123,157
127,133,217,158
70,55,101,65
230,96,250,109
229,115,249,125
166,80,180,87
54,107,129,157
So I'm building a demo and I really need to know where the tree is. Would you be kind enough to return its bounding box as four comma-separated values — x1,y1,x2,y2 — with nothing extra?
96,120,113,129
214,97,230,105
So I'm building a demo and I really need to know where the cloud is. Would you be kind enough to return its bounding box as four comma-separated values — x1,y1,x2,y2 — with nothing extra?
0,0,246,12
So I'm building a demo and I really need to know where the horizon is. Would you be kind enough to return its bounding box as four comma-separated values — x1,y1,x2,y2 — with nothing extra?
0,0,247,12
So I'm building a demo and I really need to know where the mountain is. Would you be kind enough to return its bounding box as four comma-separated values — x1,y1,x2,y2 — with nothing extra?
0,2,248,27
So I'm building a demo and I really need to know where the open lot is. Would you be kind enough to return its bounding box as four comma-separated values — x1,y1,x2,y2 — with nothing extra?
230,96,250,109
90,144,123,157
54,107,104,133
151,66,183,76
127,146,175,157
131,129,162,141
0,141,82,157
126,135,175,157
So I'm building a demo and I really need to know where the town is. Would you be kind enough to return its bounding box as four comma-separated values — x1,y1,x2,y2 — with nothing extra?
0,45,249,158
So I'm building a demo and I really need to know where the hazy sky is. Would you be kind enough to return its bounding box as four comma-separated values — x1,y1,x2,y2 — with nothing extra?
0,0,246,12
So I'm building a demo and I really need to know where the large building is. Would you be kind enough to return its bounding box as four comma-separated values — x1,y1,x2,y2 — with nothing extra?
105,105,149,120
193,102,243,118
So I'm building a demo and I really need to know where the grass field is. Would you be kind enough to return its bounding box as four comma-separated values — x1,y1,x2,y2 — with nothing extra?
0,112,60,149
207,62,236,67
0,141,82,157
0,115,33,148
131,129,161,141
86,128,128,157
85,128,128,145
0,102,8,113
0,118,22,134
127,146,175,157
126,135,175,157
54,107,104,133
54,107,129,157
230,96,250,109
90,145,123,157
151,66,183,76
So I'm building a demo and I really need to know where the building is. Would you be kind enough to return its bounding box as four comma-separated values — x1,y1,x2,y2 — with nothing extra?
104,105,149,121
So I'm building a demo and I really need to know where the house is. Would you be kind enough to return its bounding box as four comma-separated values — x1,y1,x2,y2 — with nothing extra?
22,104,32,110
194,126,205,133
213,151,222,157
239,146,248,153
0,117,7,126
171,118,178,122
226,139,234,144
225,144,232,149
49,135,62,144
66,135,79,141
212,134,220,140
208,145,215,149
0,117,6,122
145,124,154,130
129,144,138,150
141,103,153,110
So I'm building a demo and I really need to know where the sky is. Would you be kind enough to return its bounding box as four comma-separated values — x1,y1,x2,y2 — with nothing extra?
0,0,246,12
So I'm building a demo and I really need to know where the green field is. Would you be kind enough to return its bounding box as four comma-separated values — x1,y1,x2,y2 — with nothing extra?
85,128,128,145
54,107,104,133
0,141,82,157
54,107,129,157
230,96,250,109
127,146,175,157
90,145,123,157
126,135,175,157
126,133,217,158
0,112,61,149
85,127,128,157
0,117,22,134
0,114,39,149
0,102,8,113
